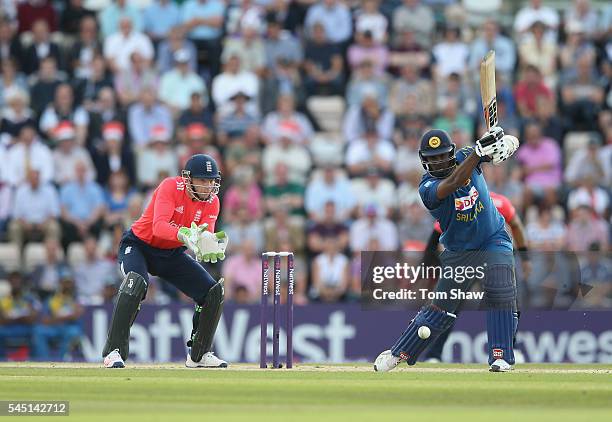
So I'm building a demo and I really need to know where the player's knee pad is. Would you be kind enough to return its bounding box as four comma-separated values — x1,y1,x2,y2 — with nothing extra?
391,304,457,365
102,272,148,360
190,278,225,362
483,264,516,309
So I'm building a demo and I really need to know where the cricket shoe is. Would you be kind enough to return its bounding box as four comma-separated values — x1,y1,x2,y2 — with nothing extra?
373,350,402,372
186,351,228,368
489,359,513,372
103,349,125,368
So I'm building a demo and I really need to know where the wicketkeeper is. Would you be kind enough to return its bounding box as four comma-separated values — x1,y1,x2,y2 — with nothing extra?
102,154,229,368
374,127,521,372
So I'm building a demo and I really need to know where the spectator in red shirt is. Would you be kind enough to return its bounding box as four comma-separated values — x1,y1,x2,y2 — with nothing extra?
17,0,57,34
515,64,553,118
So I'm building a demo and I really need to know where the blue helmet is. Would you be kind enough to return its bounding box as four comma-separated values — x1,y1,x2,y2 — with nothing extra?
418,129,456,178
181,154,221,202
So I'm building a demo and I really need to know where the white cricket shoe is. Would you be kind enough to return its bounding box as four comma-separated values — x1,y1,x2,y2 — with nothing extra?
373,350,402,372
489,359,513,372
185,351,228,368
103,349,125,368
514,350,526,364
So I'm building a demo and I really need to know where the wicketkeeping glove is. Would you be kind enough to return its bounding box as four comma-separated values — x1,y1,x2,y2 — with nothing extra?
475,126,505,159
178,222,209,258
197,230,229,263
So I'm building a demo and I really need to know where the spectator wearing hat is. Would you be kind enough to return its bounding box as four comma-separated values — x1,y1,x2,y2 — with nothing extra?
0,86,35,143
39,83,89,145
516,120,562,207
91,121,135,186
143,0,181,44
159,48,206,114
212,54,259,115
127,87,173,148
21,19,63,75
217,91,260,145
261,94,313,144
99,0,143,39
349,203,399,252
178,123,220,169
8,168,60,254
4,124,54,186
103,16,153,74
303,21,344,97
32,271,83,360
177,92,213,142
74,235,117,305
59,161,106,250
52,121,96,186
136,124,178,188
181,0,226,76
304,0,352,46
115,52,159,107
221,18,266,75
156,26,198,74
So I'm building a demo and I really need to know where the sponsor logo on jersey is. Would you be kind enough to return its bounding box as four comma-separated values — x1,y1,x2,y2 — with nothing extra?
455,186,479,211
175,205,184,214
194,209,202,223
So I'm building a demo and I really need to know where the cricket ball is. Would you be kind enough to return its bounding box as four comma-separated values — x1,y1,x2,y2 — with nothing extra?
418,326,431,339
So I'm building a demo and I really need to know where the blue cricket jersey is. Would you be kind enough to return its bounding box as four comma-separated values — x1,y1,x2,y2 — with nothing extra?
418,146,513,252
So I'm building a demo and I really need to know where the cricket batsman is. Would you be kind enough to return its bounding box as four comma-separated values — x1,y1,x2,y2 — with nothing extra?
102,154,229,368
374,127,520,372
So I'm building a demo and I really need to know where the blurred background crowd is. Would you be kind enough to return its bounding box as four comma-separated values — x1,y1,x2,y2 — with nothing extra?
0,0,611,358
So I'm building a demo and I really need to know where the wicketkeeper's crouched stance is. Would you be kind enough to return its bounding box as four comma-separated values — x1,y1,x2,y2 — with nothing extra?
102,154,229,368
374,127,520,372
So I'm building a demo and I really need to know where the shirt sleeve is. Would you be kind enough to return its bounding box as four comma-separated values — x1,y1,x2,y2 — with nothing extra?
419,178,441,210
152,179,181,241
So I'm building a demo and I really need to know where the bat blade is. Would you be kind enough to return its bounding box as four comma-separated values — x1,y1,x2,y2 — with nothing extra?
480,50,497,129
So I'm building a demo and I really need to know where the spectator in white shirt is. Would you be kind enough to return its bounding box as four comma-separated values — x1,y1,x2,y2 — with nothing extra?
305,165,356,223
159,48,206,113
103,16,154,73
52,121,96,186
346,130,395,177
349,204,399,252
8,169,60,251
212,54,259,115
4,124,54,186
350,169,397,218
310,236,350,302
514,0,559,41
355,0,388,44
262,129,311,186
432,26,469,79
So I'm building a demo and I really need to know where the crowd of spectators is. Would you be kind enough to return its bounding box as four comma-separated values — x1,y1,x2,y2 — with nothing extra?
0,0,611,358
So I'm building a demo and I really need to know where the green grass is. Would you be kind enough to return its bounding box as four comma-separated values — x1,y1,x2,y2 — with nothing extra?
1,364,611,421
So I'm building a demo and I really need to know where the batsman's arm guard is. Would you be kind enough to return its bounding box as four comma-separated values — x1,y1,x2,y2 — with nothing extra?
102,271,148,360
189,278,225,362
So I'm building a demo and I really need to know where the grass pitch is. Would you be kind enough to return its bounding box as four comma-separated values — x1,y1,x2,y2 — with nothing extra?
0,363,611,421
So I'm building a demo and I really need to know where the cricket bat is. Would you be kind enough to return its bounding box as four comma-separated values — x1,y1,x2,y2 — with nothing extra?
480,50,497,131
